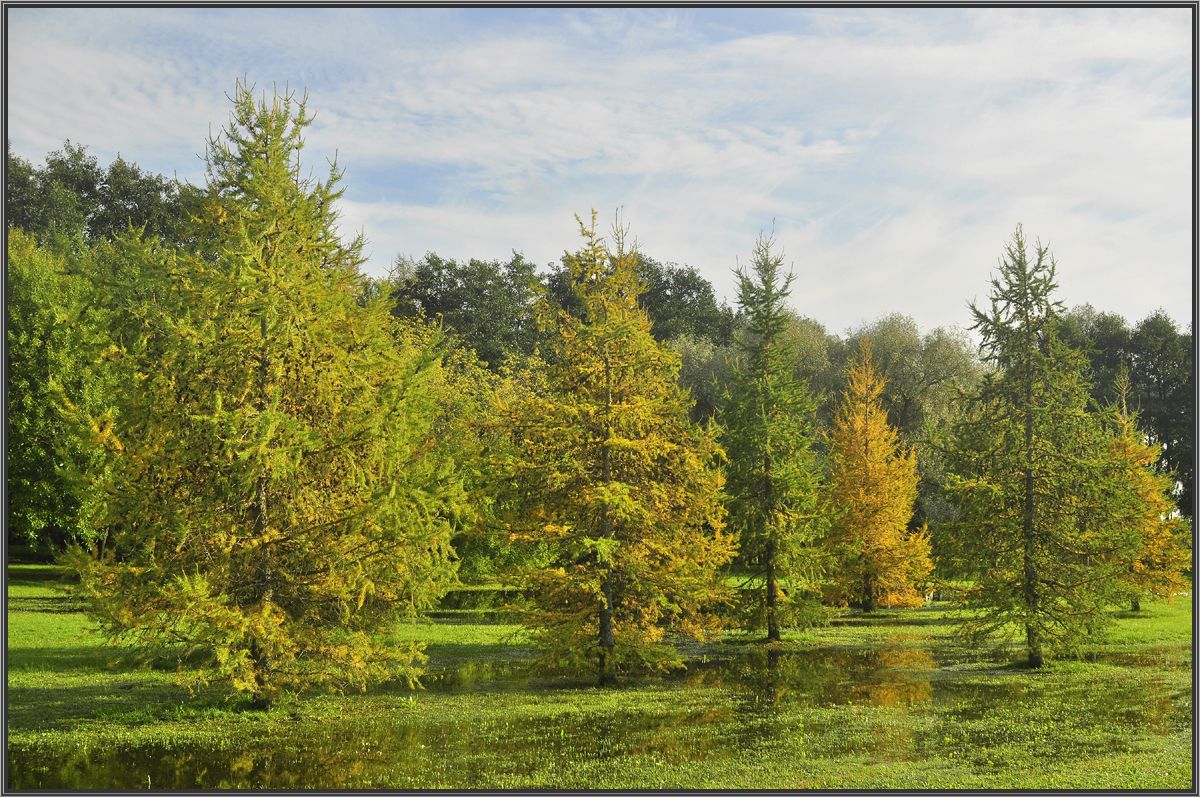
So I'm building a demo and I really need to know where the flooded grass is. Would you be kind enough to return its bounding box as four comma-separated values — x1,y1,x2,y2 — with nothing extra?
6,565,1193,789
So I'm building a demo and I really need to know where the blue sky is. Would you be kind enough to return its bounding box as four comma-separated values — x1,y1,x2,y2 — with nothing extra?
6,7,1192,334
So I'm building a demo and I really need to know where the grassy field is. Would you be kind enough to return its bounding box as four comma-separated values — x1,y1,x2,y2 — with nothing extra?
7,563,1194,789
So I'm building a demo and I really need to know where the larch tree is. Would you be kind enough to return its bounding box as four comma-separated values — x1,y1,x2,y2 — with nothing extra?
942,226,1139,667
1106,367,1190,612
722,233,826,642
499,211,734,685
65,83,465,705
826,337,932,611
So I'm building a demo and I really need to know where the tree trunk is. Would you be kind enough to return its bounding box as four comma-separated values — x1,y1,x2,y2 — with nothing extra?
766,537,780,642
859,391,876,615
598,572,616,686
763,437,779,643
248,639,272,709
597,344,617,686
1022,333,1042,669
861,571,877,612
250,270,274,702
1131,596,1142,612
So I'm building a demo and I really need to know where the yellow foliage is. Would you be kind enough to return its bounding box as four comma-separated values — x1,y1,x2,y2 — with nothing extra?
1107,395,1190,603
826,338,932,610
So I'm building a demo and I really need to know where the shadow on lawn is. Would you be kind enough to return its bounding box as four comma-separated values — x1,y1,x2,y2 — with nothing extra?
6,643,114,673
6,678,204,730
6,564,72,584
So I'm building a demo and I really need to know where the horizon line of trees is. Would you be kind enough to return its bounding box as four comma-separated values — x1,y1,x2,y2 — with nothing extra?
6,83,1193,704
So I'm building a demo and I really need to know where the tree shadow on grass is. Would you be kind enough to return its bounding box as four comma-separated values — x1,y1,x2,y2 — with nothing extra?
6,678,217,730
8,594,83,613
6,565,72,584
7,643,115,673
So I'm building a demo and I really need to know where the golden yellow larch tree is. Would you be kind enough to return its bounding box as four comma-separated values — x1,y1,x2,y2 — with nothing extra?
826,337,932,610
1107,367,1191,611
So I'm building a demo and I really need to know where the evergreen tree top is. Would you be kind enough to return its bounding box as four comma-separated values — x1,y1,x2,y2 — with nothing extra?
734,231,795,353
970,224,1065,366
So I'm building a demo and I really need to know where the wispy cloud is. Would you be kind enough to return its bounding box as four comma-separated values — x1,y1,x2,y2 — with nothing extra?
6,7,1191,333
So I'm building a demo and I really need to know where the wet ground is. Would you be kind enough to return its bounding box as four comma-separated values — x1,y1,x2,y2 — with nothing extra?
8,631,1192,789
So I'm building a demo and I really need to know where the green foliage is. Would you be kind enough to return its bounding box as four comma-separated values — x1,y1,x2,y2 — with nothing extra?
390,251,541,370
544,252,736,345
635,255,736,344
66,83,465,703
670,334,737,423
942,226,1140,666
6,230,111,550
1056,304,1133,407
6,140,200,246
779,312,835,384
499,211,734,682
722,233,826,640
426,338,556,584
834,315,982,441
1128,311,1193,518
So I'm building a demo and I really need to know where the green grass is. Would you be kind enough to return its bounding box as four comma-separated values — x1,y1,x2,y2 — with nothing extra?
7,564,1193,790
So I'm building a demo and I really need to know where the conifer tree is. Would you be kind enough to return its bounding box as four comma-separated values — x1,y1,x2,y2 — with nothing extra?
826,338,932,610
499,211,734,684
1106,367,1190,611
722,234,826,642
65,83,464,704
943,226,1139,667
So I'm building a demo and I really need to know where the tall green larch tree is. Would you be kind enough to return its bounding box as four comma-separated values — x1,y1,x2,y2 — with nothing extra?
943,226,1139,667
66,83,465,705
722,234,826,642
826,338,932,610
499,211,734,684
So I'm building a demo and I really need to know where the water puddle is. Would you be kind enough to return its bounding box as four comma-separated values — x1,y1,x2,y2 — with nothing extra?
7,639,1190,789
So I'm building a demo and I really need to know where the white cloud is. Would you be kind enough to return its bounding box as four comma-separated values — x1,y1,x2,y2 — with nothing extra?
5,7,1191,333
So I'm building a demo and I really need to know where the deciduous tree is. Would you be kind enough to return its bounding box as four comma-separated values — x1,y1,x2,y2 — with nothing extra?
390,251,541,370
66,83,465,705
1128,311,1193,518
499,211,733,684
1106,368,1191,611
6,230,110,551
826,338,932,610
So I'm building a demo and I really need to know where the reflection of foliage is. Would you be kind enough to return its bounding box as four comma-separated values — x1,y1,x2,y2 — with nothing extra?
689,643,937,713
854,646,936,707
